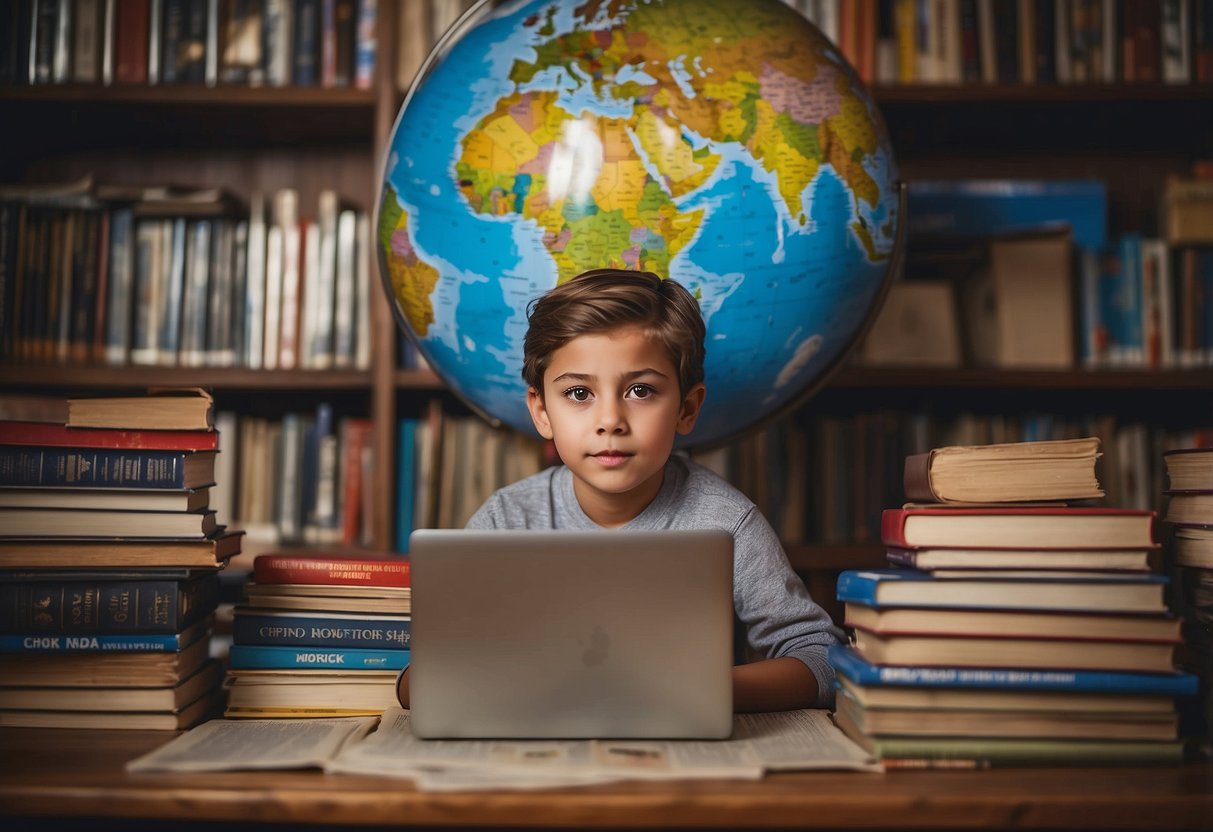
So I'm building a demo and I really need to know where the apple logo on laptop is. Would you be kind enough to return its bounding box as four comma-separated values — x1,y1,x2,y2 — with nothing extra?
581,626,610,667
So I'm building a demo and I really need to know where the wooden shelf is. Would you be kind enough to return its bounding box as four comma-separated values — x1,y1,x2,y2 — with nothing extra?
0,85,377,161
872,82,1213,104
0,365,373,391
828,366,1213,391
785,543,886,572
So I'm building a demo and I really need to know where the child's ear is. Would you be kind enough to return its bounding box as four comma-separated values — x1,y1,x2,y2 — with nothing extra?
526,386,555,440
675,383,706,435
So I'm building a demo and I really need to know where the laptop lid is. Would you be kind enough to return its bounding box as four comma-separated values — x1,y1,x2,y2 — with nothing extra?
408,528,734,740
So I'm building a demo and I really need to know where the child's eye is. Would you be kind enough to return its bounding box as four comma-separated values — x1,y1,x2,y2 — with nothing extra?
563,387,591,402
627,384,655,399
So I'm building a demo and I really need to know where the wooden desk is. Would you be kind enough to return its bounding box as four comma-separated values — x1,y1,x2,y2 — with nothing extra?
1,728,1211,831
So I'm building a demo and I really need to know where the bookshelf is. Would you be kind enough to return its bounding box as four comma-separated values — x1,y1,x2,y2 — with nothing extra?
2,3,1212,567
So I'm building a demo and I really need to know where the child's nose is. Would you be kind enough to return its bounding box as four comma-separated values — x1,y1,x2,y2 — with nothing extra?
595,400,626,434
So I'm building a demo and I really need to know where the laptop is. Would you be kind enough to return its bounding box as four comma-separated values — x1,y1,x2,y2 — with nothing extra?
407,528,734,740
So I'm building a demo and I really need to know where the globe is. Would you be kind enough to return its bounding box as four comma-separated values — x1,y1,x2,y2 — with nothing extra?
377,0,901,447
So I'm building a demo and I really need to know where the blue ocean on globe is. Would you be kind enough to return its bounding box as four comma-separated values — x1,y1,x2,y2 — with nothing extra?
378,0,900,447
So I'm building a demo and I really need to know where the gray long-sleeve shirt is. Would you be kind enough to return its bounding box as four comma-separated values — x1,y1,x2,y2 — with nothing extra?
465,454,845,708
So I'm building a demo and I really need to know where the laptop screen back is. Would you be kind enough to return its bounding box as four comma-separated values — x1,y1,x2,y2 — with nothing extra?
408,529,734,739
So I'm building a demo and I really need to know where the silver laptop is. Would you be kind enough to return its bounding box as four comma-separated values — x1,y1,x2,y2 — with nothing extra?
407,529,734,740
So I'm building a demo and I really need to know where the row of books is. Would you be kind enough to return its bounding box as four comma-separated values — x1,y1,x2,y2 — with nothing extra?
829,436,1203,767
0,182,373,372
1162,448,1213,746
0,389,243,730
786,0,1213,85
1,0,378,89
692,409,1213,545
215,405,376,550
225,552,409,717
865,177,1213,371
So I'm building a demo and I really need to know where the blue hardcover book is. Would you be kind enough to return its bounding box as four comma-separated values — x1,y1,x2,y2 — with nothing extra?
228,644,410,671
907,179,1108,251
293,0,321,85
0,446,216,489
828,645,1199,696
836,568,1168,613
233,609,411,649
395,417,417,553
353,0,377,89
0,625,204,653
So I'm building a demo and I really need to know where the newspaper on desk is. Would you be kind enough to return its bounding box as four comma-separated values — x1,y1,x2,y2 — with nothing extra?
123,708,879,787
125,716,378,773
327,707,880,790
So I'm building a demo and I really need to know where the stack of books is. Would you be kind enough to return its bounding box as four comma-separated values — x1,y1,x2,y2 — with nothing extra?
1162,447,1213,750
831,437,1198,767
226,553,411,718
0,388,242,729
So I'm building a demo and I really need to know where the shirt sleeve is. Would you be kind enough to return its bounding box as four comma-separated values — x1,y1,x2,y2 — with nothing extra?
731,506,846,709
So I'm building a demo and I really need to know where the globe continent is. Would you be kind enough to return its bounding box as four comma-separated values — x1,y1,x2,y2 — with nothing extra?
378,0,899,447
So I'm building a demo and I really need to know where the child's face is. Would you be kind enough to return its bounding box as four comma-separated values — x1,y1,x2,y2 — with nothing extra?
526,326,705,526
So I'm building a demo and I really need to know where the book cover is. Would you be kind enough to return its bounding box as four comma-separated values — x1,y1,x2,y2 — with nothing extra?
0,688,222,730
0,506,218,539
0,631,211,686
0,527,242,569
906,179,1108,252
837,567,1168,613
228,644,410,671
67,387,215,430
253,554,409,587
829,645,1198,698
881,506,1157,550
232,609,410,649
902,437,1102,504
884,545,1157,572
848,627,1179,673
0,617,210,653
0,420,218,450
0,446,217,489
0,574,218,635
0,660,222,712
843,602,1183,643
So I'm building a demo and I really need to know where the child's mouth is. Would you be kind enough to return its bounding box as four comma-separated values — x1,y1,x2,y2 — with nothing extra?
591,451,631,467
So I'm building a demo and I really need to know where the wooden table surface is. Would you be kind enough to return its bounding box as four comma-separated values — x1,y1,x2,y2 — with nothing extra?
1,728,1211,830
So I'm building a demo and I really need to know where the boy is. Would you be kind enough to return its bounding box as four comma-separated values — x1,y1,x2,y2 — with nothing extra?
397,269,843,712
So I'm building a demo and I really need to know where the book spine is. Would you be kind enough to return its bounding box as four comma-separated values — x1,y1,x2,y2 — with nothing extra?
353,0,375,89
0,446,196,488
828,646,1200,694
253,556,410,587
0,576,216,634
880,508,912,547
292,0,320,85
228,644,410,670
834,570,881,605
0,631,189,652
0,423,218,450
232,613,411,648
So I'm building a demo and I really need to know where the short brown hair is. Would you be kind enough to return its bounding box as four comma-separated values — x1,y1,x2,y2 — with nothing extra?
522,269,706,397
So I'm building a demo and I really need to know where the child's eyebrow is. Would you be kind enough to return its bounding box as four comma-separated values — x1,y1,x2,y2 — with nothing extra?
550,368,669,385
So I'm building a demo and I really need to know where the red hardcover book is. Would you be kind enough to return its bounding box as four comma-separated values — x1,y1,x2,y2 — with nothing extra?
113,0,150,84
0,421,218,451
881,506,1157,550
253,554,410,587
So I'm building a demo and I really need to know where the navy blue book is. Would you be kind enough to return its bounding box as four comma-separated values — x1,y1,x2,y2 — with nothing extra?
836,568,1169,614
233,609,411,649
906,179,1108,251
0,446,216,489
0,574,218,635
828,645,1199,696
228,644,410,671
